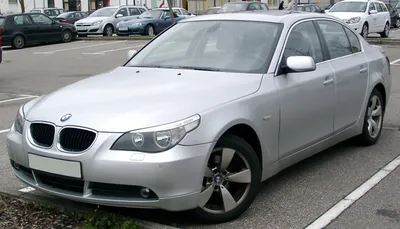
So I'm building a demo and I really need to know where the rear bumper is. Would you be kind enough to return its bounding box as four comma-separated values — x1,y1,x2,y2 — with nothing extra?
1,35,12,47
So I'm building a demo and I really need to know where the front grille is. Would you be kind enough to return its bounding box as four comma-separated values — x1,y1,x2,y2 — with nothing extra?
59,128,96,152
35,170,84,194
90,182,158,200
30,123,55,147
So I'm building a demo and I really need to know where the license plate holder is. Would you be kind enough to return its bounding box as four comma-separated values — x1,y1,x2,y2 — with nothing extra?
28,153,82,179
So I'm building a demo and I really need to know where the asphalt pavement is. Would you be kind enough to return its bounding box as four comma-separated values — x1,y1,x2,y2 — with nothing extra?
1,39,400,229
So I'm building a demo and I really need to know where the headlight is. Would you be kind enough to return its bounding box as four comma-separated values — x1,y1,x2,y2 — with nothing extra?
347,17,361,24
111,115,201,153
135,22,142,26
13,106,25,134
92,20,102,26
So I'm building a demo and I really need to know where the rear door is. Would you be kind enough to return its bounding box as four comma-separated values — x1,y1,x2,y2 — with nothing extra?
11,15,37,43
316,20,368,132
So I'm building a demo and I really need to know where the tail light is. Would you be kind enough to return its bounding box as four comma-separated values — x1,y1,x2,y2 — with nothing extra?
61,19,67,22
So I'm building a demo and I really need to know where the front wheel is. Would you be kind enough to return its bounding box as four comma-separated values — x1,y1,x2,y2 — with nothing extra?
61,30,72,43
395,19,400,28
103,25,114,36
145,25,155,36
354,89,384,146
380,23,390,38
193,134,261,223
361,23,369,38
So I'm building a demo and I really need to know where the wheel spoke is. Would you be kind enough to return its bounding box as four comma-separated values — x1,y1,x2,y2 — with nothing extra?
371,119,378,132
220,148,235,171
372,106,382,117
220,185,237,212
198,184,215,208
204,167,214,178
370,96,377,111
227,169,251,183
367,119,373,135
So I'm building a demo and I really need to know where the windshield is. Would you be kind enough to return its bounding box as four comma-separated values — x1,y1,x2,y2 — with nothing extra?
89,8,117,17
126,21,282,73
56,12,71,18
139,10,164,18
396,2,400,9
219,3,248,12
329,2,367,12
206,8,219,14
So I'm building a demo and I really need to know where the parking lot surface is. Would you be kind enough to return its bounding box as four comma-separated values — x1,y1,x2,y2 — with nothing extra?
1,40,400,229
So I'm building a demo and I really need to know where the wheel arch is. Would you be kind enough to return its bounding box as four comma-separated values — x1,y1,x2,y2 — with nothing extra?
374,83,387,108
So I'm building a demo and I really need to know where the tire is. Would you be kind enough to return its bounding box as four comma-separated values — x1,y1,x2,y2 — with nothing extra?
103,24,114,36
395,19,400,28
12,35,25,49
354,88,385,146
380,22,390,38
144,25,155,36
61,30,72,43
193,134,262,223
361,23,368,38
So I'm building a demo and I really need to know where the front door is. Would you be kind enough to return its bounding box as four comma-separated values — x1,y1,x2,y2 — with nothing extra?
30,13,61,42
316,20,368,132
368,2,379,32
275,21,335,159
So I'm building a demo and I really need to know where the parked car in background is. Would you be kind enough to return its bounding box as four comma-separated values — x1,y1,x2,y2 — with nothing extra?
7,10,391,224
0,16,3,63
55,11,88,24
326,0,390,38
205,6,221,14
74,6,147,37
0,13,76,49
161,7,195,17
30,8,65,18
324,4,333,12
295,4,325,13
116,9,182,36
386,4,400,27
218,1,269,13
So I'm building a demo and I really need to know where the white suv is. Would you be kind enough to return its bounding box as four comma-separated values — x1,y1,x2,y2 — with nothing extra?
326,0,390,38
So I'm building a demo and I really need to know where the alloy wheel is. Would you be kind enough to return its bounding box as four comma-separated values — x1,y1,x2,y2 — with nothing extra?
396,19,400,28
13,36,24,49
62,31,71,42
106,26,113,36
362,24,368,38
148,26,154,36
367,95,383,139
199,147,252,214
384,24,389,36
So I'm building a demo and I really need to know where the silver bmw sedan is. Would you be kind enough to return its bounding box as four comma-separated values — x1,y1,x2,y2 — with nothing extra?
7,10,391,223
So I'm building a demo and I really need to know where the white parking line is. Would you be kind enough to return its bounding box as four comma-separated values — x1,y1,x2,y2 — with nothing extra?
0,95,38,104
0,129,10,134
82,45,143,55
33,41,126,54
390,58,400,65
2,41,86,54
305,154,400,229
18,187,36,193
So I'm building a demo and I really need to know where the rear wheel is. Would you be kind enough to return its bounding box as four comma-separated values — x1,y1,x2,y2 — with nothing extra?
380,22,390,38
193,134,261,223
12,35,25,49
354,89,384,146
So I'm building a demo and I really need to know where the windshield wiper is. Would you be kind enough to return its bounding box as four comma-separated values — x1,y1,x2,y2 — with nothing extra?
175,66,220,71
130,64,163,68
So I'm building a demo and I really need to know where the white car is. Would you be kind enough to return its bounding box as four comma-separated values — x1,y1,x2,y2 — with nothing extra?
161,7,195,17
326,0,390,38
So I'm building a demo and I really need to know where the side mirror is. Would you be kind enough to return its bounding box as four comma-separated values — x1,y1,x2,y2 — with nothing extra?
164,16,171,20
116,14,123,18
369,9,377,14
285,56,316,73
127,49,137,61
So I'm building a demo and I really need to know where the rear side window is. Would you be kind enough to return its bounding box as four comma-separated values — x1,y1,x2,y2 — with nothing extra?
129,8,140,15
344,27,361,53
13,15,33,25
317,20,352,59
0,17,5,26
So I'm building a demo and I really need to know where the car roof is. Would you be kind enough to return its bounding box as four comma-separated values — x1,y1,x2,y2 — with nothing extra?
224,1,261,4
183,10,338,24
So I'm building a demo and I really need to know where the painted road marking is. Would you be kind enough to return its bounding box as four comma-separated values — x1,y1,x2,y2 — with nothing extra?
82,45,143,55
0,129,10,134
19,187,36,193
3,41,86,54
390,58,400,65
33,41,126,54
0,95,38,104
305,154,400,229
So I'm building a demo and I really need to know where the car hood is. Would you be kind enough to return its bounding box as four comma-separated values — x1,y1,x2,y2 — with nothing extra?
26,67,262,132
325,12,365,20
76,16,109,24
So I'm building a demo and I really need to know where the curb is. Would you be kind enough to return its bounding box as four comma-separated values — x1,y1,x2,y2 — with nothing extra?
0,190,180,229
366,38,400,45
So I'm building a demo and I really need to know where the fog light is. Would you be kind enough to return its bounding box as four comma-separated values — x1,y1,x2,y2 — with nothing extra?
140,187,150,198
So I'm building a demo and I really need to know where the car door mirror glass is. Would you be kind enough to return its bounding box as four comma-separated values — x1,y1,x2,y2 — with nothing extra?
285,56,316,73
369,9,377,14
127,49,137,61
116,14,123,18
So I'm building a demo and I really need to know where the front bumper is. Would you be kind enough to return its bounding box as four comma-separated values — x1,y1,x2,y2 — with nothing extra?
116,26,145,35
345,21,363,33
6,122,212,211
75,25,103,35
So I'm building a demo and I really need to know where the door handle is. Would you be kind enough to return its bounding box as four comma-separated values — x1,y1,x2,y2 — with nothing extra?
323,75,334,85
360,65,367,73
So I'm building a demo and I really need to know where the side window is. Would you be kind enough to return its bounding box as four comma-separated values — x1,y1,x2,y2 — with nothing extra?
380,3,387,12
116,8,128,17
314,5,321,11
139,8,146,13
369,2,376,12
30,14,53,25
249,3,260,10
75,13,82,18
13,15,33,25
182,9,190,15
283,21,324,64
260,3,268,10
129,8,140,15
305,6,311,12
173,9,181,15
376,3,383,12
344,27,361,53
317,21,352,59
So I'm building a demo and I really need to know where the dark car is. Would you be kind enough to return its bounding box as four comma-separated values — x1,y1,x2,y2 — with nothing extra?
386,4,400,28
0,16,3,63
1,13,77,49
55,11,88,24
295,4,324,13
116,9,183,36
218,1,269,13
